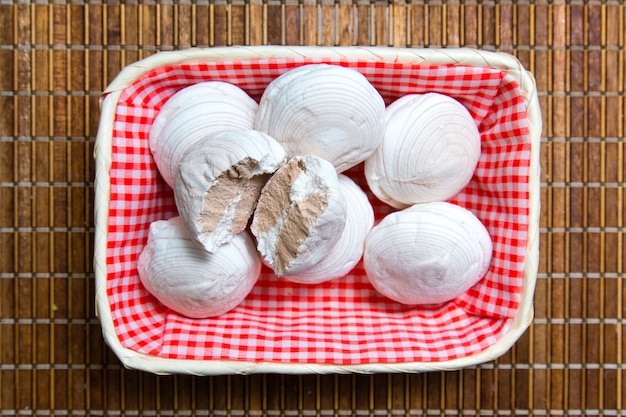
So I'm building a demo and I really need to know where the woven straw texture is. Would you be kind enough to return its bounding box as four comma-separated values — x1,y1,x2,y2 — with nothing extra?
1,1,624,415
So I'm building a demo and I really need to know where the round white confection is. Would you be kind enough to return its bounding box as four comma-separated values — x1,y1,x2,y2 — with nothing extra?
255,64,386,173
286,175,374,284
365,93,481,208
137,217,261,318
364,201,493,305
149,81,258,188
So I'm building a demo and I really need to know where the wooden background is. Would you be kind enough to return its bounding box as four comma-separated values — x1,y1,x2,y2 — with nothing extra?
1,1,624,415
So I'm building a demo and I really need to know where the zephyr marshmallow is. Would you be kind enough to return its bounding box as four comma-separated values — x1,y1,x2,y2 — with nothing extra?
251,155,347,277
364,202,493,305
255,64,386,173
149,81,259,188
286,175,374,284
137,217,261,318
174,129,287,253
365,93,481,208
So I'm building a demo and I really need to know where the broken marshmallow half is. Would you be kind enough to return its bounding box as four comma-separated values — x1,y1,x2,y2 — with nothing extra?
251,155,347,277
286,175,374,284
174,129,287,253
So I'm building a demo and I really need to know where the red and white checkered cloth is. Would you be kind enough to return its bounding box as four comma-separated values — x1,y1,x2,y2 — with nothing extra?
106,57,531,364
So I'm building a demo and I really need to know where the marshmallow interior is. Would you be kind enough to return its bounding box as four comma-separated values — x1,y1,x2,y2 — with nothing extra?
251,155,347,276
364,201,493,305
365,93,481,208
137,217,261,318
174,129,287,253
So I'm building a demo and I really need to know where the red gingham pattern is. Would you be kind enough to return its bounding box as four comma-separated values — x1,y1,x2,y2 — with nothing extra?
106,57,531,364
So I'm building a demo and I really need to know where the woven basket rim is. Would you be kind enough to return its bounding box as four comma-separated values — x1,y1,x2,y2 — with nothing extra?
93,45,541,375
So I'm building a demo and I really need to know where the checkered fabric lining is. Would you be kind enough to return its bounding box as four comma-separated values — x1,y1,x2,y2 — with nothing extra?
106,57,531,364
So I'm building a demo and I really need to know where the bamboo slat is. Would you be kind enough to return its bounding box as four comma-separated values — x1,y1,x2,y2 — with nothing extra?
0,1,624,415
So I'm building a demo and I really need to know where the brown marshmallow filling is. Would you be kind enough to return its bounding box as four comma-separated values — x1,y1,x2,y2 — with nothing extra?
198,157,270,238
253,158,328,275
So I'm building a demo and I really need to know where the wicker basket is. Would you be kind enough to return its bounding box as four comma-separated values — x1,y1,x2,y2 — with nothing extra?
94,46,541,375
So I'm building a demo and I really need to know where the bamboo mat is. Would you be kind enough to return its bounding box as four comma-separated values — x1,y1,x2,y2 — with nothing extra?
0,1,624,415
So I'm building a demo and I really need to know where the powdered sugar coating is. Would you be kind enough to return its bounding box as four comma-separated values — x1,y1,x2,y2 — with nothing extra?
364,202,493,305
